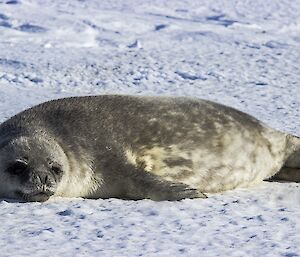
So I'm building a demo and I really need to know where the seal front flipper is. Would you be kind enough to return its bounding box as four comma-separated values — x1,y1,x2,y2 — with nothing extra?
148,180,208,201
125,169,207,201
268,167,300,183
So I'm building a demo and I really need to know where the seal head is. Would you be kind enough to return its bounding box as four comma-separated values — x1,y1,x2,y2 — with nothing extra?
0,134,68,202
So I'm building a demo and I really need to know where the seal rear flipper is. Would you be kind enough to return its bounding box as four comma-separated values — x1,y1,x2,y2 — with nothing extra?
270,134,300,183
125,170,207,201
285,134,300,168
269,167,300,183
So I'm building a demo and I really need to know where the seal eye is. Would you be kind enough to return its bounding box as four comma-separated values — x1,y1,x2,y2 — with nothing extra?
7,160,28,175
51,165,63,175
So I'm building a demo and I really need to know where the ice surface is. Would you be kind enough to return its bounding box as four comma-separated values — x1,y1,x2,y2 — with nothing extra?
0,0,299,256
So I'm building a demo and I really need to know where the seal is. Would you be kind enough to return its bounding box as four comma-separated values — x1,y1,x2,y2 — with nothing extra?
0,95,299,202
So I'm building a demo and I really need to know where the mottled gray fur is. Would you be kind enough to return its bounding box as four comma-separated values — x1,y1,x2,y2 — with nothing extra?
0,95,299,202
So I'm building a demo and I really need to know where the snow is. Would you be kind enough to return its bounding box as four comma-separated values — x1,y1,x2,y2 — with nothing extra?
0,0,299,256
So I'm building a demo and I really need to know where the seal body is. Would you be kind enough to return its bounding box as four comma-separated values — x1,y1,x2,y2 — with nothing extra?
0,95,299,202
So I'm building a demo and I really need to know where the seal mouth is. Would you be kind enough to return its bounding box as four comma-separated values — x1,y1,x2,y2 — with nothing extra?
16,189,55,202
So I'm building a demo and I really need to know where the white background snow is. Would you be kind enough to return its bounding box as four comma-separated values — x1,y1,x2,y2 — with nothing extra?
0,0,299,256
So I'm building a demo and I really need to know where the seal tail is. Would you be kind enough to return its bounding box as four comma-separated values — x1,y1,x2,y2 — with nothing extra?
271,134,300,182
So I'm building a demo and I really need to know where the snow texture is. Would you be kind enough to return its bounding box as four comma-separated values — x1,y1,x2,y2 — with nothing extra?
0,0,299,256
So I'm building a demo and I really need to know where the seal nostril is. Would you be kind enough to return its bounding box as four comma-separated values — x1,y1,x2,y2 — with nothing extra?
44,175,48,184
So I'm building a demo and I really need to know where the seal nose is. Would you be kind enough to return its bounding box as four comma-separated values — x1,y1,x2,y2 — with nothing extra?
27,171,50,186
37,173,50,185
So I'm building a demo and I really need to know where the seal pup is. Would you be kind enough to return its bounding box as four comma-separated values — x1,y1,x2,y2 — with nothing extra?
0,95,299,202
